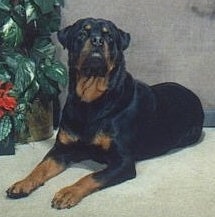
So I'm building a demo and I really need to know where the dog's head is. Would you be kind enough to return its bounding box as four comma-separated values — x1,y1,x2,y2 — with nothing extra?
58,18,130,102
58,18,130,77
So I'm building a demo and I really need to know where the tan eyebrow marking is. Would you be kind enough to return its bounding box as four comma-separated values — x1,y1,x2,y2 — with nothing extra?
102,27,109,33
84,24,91,30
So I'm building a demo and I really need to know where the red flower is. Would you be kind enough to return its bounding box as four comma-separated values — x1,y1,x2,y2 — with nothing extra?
0,82,17,118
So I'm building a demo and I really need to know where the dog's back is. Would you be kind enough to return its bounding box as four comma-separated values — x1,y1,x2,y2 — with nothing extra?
132,81,204,160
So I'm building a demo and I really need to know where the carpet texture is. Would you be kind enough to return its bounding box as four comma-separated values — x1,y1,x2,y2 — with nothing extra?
0,128,215,217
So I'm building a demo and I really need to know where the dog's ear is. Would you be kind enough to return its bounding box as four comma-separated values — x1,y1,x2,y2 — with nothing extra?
57,26,73,49
118,28,130,50
58,19,84,49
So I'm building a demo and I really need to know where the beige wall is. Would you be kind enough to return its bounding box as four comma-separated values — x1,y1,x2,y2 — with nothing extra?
55,0,215,111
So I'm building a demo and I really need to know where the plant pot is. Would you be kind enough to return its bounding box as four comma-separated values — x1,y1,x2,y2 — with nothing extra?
28,99,54,141
0,133,15,155
18,98,53,143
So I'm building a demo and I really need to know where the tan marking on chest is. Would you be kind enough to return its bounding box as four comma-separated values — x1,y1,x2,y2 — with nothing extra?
76,76,108,102
92,133,112,151
57,129,79,145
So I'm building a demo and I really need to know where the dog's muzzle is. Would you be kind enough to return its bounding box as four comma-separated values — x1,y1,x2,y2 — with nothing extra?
81,56,107,77
80,48,108,77
90,36,104,47
76,35,111,77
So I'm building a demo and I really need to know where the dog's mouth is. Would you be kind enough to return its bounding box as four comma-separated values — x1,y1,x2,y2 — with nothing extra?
91,52,102,58
79,51,108,77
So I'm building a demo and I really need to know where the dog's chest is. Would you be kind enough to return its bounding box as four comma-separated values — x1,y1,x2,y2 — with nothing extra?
70,118,111,147
61,100,113,148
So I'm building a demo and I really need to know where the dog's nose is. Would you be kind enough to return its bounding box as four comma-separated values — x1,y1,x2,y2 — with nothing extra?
91,36,104,47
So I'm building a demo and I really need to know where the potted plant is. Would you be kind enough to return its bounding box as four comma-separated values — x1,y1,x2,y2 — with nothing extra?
0,0,68,155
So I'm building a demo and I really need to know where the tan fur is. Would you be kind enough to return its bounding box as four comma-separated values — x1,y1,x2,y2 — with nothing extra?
76,76,108,102
57,128,79,145
92,132,112,150
52,174,102,208
7,158,65,195
76,39,92,71
104,42,115,73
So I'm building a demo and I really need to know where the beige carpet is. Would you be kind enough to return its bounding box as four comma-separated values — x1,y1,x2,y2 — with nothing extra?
1,128,215,217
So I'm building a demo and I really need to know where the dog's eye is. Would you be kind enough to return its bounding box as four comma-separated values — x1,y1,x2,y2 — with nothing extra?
78,25,91,41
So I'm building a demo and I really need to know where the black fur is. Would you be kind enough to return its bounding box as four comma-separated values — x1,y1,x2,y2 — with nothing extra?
55,17,204,187
6,18,204,207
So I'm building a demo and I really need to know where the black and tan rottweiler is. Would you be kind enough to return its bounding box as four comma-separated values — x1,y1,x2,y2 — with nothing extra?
6,18,204,209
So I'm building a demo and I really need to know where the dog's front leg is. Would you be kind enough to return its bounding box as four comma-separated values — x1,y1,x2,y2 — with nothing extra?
6,144,68,199
51,156,136,209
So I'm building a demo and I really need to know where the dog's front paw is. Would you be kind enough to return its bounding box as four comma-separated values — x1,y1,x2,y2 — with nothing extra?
51,186,83,209
6,179,40,199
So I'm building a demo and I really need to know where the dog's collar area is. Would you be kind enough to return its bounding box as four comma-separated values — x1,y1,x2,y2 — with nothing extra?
75,75,109,103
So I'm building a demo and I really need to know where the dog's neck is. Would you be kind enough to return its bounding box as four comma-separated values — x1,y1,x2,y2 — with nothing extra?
75,75,109,103
64,65,135,123
68,57,127,103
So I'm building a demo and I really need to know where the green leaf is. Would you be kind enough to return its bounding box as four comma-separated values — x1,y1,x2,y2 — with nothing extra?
6,54,36,93
33,0,55,14
15,58,36,93
15,103,27,114
24,79,39,101
0,10,9,27
46,9,61,32
25,0,39,23
44,61,68,86
38,70,59,96
0,115,12,142
54,0,64,7
0,65,11,82
14,113,26,134
32,38,56,61
9,4,26,27
0,0,11,12
0,17,23,47
13,103,27,134
5,52,21,70
34,2,62,34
